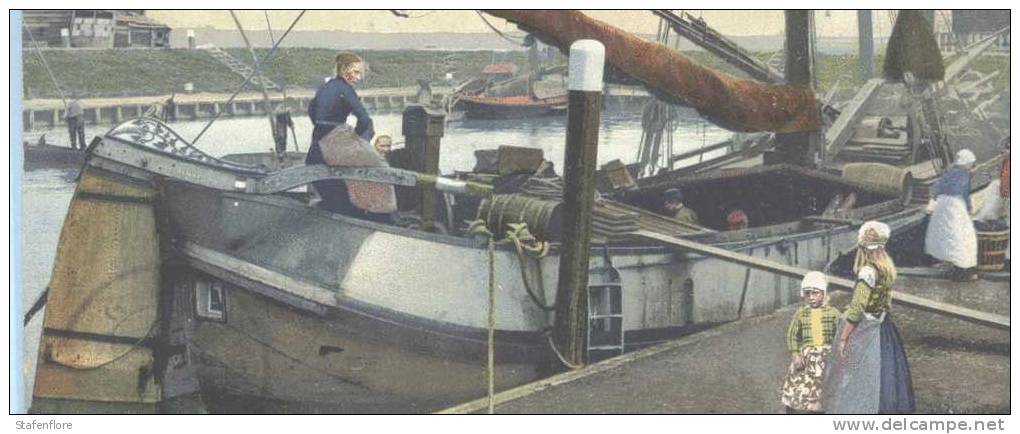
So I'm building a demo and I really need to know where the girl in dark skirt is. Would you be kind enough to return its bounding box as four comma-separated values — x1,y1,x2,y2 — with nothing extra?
823,221,915,414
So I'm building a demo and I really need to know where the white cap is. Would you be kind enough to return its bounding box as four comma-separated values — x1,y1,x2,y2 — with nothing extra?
801,271,828,293
568,40,605,92
956,149,976,166
858,220,891,250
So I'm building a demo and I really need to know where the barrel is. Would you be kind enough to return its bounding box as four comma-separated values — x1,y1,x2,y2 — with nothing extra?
976,228,1009,271
477,194,562,242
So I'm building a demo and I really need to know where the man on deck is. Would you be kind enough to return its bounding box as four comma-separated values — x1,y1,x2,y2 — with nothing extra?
663,188,699,226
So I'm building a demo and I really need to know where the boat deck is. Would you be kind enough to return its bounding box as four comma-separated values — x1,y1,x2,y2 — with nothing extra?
442,274,1009,414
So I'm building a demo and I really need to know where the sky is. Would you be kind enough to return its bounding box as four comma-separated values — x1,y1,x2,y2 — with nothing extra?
146,10,930,38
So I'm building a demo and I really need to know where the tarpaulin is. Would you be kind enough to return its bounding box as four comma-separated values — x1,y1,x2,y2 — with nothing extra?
485,10,820,133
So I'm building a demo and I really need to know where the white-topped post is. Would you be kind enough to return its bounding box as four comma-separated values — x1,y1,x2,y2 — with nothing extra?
555,39,606,367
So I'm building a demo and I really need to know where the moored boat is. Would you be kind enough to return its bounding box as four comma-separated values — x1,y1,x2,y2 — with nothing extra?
31,116,925,412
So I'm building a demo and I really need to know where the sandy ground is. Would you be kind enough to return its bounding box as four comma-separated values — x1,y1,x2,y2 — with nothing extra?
487,275,1009,414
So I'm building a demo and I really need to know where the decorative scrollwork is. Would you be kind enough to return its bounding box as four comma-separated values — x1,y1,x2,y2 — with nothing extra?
106,118,263,173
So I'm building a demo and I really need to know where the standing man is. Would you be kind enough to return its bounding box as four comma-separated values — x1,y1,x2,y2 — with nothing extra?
305,52,375,216
164,90,177,122
65,97,86,150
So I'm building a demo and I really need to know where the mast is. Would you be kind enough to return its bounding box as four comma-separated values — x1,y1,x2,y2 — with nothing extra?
858,11,875,80
770,10,821,166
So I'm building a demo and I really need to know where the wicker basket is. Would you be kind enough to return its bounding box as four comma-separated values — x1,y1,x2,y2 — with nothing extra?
976,229,1010,272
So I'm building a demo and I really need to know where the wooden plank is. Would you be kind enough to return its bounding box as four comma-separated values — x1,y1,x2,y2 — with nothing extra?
825,78,885,157
181,242,338,308
631,229,1009,330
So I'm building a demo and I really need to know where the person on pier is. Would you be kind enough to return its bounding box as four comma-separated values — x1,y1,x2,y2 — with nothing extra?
924,149,979,281
662,188,699,225
822,221,915,414
64,97,85,151
305,52,384,220
781,271,839,414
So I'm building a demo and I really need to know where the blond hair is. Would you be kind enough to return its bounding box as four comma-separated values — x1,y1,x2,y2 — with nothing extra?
335,52,364,79
853,246,897,284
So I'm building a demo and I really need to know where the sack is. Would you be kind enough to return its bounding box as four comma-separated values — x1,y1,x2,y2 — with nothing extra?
318,125,397,213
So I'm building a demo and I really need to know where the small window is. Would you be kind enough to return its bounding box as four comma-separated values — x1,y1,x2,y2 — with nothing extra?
195,279,226,321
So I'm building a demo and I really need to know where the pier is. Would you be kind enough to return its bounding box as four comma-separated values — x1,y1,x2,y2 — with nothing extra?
440,274,1009,414
21,84,652,130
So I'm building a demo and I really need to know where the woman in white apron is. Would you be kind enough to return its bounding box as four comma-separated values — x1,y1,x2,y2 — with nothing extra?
924,149,978,281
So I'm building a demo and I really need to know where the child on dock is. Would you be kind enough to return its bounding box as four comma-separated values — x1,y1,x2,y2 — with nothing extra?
823,221,915,414
781,271,840,414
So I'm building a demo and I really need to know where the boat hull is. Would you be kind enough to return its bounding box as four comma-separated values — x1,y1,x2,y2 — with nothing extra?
155,177,924,410
458,96,567,119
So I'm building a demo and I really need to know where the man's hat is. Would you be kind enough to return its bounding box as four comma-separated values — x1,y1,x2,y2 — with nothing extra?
663,188,683,201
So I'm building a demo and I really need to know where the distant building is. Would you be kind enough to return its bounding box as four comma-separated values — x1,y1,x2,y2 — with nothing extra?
22,10,171,48
936,10,1010,53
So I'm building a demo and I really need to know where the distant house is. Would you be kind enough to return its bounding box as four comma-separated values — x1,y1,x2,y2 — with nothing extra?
935,10,1010,53
22,10,171,48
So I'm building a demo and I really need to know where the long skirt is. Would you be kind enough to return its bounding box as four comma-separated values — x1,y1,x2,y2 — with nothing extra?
781,346,831,412
822,314,915,414
925,195,978,268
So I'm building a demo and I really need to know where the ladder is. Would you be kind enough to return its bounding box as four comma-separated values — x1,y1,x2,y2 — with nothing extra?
587,250,624,362
652,10,785,83
200,44,280,91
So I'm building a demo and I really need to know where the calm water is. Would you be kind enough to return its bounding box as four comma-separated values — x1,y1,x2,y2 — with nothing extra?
17,109,729,409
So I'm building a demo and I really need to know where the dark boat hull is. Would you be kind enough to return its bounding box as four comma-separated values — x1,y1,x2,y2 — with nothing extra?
23,144,86,170
458,96,567,119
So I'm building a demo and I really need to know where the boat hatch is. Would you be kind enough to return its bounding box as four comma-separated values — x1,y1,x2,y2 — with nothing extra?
617,165,899,231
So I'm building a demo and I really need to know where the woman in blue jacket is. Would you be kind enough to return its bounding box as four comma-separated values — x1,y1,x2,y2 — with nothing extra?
306,52,376,216
924,149,978,280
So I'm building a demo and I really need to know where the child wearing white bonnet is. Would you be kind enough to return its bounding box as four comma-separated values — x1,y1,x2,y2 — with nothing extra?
781,271,840,414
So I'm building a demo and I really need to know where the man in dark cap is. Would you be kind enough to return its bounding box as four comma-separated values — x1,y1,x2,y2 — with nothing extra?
663,188,699,225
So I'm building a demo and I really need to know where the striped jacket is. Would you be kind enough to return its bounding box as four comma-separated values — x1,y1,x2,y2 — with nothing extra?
786,305,841,353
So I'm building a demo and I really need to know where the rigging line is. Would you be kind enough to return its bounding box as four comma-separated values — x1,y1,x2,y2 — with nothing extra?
192,10,306,146
264,10,288,99
264,11,277,48
230,10,278,150
22,24,67,105
475,11,527,47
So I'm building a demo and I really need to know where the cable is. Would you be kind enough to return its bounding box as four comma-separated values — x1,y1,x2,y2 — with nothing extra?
22,24,67,105
192,10,306,146
475,11,527,47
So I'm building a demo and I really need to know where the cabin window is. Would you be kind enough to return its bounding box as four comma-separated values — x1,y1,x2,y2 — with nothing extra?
195,279,226,322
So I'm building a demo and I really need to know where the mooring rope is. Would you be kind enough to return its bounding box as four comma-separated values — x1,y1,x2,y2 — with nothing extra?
465,220,497,413
22,24,67,105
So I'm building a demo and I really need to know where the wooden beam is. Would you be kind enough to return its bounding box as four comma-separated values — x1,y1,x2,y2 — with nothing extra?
631,229,1009,330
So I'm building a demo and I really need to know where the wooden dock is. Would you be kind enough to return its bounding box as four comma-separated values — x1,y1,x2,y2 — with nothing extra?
439,273,1009,414
21,84,654,130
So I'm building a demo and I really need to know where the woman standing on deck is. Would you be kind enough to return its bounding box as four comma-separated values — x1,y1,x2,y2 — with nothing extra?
823,221,915,414
924,149,978,281
305,52,376,216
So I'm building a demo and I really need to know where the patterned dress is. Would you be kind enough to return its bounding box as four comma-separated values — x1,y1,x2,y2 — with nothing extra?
781,305,840,412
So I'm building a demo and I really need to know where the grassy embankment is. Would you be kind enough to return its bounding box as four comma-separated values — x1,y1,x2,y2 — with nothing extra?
22,47,1009,100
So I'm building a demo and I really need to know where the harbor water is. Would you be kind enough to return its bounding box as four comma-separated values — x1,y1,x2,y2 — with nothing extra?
18,109,731,409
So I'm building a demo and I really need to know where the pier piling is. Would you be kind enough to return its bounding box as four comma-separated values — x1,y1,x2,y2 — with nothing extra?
402,105,445,230
555,40,605,367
